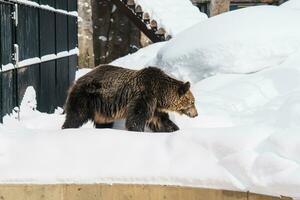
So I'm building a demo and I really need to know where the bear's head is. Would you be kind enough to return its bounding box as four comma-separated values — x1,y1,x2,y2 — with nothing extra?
167,81,198,118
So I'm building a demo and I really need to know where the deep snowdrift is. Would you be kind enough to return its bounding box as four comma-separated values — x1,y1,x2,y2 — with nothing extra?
156,6,300,83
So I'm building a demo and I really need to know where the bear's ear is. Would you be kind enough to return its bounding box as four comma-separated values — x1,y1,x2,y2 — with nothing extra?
178,81,190,96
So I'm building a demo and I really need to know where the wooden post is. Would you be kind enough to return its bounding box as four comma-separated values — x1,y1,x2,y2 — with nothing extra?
90,0,142,65
78,0,95,68
210,0,230,16
91,0,112,65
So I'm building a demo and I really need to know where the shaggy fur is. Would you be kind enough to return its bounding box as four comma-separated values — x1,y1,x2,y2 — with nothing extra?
62,65,198,132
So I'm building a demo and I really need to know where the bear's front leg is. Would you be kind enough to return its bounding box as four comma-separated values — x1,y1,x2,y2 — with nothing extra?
126,93,156,132
148,111,179,132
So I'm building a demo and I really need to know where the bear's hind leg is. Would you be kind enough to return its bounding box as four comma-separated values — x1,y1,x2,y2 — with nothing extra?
94,122,114,129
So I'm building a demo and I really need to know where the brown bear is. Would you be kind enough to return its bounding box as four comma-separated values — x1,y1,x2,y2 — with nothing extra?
62,65,198,132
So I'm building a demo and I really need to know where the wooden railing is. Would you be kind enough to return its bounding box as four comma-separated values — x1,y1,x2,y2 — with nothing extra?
110,0,169,43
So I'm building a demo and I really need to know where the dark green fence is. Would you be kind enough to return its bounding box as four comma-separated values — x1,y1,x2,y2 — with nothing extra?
0,0,78,123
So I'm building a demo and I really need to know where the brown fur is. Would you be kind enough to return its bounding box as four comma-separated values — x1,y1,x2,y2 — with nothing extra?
62,65,198,132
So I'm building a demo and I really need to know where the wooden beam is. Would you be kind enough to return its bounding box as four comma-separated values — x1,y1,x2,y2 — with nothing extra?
110,0,163,43
193,0,278,3
230,0,278,3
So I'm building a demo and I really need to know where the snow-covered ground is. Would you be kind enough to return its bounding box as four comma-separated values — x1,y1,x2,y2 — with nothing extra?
1,3,300,199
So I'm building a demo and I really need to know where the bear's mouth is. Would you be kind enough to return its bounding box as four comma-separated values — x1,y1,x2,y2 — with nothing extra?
179,108,198,118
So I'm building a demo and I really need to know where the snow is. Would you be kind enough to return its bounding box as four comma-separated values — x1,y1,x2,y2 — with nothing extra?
1,3,300,199
134,0,207,36
280,0,300,10
155,6,300,83
69,47,79,56
99,36,108,41
56,51,69,58
2,51,300,198
1,63,14,72
75,68,92,80
15,48,79,68
17,0,78,17
17,0,40,7
18,57,41,68
41,54,57,62
111,42,167,69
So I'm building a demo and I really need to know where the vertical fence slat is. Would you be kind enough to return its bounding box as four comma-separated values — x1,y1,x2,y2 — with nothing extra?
0,3,2,122
39,61,56,112
56,0,69,107
0,3,15,120
40,0,55,7
18,5,39,61
38,8,56,113
17,5,40,106
68,13,78,86
68,0,77,12
56,57,69,107
1,71,14,117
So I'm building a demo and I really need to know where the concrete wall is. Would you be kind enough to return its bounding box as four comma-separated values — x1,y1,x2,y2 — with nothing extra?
0,184,293,200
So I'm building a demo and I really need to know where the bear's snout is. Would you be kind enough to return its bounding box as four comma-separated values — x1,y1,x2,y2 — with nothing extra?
188,108,198,118
182,105,198,118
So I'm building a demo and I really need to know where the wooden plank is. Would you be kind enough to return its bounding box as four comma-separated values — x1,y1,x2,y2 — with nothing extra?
64,184,103,200
68,55,77,85
55,14,68,53
40,9,55,57
17,5,39,61
0,184,292,200
0,3,13,66
249,192,280,200
0,185,63,200
1,71,15,117
38,61,56,113
56,57,69,107
230,0,278,3
194,0,278,3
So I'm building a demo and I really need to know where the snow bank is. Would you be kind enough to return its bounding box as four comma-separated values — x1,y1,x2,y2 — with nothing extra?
155,6,300,83
134,0,207,36
111,42,166,69
76,68,92,80
280,0,300,11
